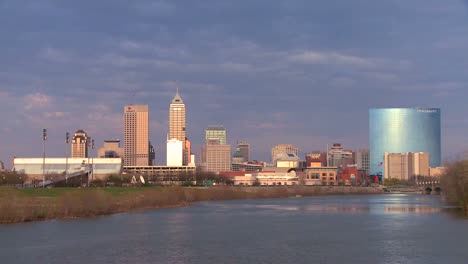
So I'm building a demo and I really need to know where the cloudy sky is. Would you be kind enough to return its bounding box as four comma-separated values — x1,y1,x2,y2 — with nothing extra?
1,0,468,167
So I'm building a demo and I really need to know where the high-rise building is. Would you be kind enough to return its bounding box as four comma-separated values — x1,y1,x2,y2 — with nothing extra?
237,141,250,162
167,139,183,166
201,125,231,172
370,108,441,177
356,149,370,176
271,144,298,163
124,104,149,166
185,137,191,166
98,140,124,158
201,144,232,172
232,147,245,164
149,142,155,166
168,89,187,164
71,130,88,158
169,89,186,142
327,143,354,168
205,126,227,145
384,152,430,181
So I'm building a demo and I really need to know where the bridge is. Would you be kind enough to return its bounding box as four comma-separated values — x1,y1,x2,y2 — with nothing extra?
383,180,442,195
416,180,442,195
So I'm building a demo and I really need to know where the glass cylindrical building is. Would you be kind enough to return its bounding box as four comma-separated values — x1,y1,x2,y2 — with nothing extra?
369,108,441,177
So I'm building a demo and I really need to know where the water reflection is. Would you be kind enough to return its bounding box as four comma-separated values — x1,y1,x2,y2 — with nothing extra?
255,204,448,214
1,194,467,264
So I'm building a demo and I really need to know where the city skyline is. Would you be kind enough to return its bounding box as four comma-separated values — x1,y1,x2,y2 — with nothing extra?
1,1,468,166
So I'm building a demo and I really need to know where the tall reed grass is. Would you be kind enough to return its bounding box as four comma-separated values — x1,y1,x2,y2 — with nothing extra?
0,186,382,224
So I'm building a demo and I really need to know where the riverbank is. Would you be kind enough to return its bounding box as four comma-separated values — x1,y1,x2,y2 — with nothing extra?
0,186,383,224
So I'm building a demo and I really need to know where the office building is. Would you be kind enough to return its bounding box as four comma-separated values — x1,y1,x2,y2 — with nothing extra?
237,141,250,162
201,144,232,172
169,89,188,165
205,126,227,145
370,108,441,177
271,144,299,163
356,149,370,176
167,139,183,166
124,104,149,166
384,152,430,181
98,140,124,158
232,147,246,164
185,138,191,165
327,143,354,168
149,142,155,166
71,130,88,158
169,89,186,142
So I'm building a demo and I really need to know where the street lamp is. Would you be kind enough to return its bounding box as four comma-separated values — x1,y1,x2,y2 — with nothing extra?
42,128,47,188
91,138,95,183
66,131,69,185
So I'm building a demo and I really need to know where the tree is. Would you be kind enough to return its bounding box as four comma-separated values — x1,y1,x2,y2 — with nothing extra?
441,160,468,214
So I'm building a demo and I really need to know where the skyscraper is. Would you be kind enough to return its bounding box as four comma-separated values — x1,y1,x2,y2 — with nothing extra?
356,149,370,176
169,89,186,143
205,126,227,144
124,104,149,166
71,130,88,158
201,144,232,172
169,89,188,165
237,141,250,162
369,108,441,177
201,125,231,172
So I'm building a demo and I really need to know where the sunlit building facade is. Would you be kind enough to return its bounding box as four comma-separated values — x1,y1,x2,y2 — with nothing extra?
205,126,227,145
271,144,299,164
124,104,149,166
71,130,88,158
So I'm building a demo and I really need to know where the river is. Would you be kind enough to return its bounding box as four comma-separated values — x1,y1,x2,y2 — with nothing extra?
0,194,467,264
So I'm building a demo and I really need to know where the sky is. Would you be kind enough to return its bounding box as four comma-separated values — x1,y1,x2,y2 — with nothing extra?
1,0,468,167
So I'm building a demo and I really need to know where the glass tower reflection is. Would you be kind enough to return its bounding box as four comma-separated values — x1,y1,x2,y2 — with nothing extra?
369,108,441,177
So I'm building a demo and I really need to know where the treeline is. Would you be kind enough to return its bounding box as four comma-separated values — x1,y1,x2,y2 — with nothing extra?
441,160,468,213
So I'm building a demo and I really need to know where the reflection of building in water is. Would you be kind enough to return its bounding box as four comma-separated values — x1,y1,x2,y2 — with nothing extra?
384,207,442,213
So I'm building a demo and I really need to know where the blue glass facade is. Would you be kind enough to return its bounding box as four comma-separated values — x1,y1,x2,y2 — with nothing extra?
369,108,441,177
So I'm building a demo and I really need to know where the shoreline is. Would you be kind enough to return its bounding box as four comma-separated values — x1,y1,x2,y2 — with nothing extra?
0,186,384,224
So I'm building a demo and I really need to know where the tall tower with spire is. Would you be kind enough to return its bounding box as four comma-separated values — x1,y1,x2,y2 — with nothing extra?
169,88,186,143
168,88,188,165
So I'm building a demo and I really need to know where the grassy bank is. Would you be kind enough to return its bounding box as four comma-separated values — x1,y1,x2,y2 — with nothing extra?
0,186,382,224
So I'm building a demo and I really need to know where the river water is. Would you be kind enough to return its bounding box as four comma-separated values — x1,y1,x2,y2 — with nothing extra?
0,194,467,264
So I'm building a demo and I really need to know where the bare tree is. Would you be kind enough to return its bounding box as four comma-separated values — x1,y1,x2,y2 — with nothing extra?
441,160,468,213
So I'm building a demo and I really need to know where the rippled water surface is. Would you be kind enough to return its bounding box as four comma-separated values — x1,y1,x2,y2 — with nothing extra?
1,194,467,264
